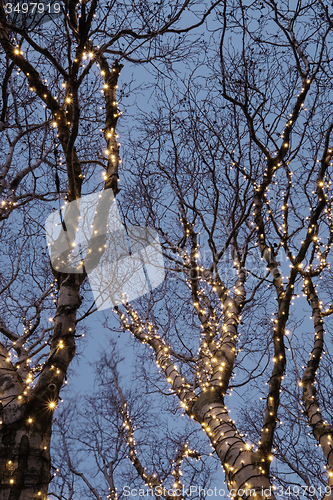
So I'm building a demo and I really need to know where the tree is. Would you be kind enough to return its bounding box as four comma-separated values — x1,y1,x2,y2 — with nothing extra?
51,340,214,500
1,0,333,499
0,0,218,498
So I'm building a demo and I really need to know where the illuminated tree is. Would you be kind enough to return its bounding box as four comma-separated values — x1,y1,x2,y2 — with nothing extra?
1,0,333,499
0,0,219,498
50,340,213,500
57,1,333,499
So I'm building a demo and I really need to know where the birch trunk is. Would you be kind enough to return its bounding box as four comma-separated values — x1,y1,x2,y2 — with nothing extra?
192,389,275,500
0,273,81,500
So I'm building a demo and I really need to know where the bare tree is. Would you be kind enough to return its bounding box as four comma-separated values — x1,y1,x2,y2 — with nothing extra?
1,0,333,499
73,1,333,499
0,0,219,498
50,339,213,500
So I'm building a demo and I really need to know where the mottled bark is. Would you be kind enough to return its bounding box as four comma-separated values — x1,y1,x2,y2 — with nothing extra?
192,389,275,500
0,273,81,499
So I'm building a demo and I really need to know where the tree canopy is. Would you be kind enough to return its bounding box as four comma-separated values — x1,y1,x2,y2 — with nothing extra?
1,1,333,499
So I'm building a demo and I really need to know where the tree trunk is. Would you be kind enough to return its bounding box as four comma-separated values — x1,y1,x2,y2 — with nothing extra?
0,413,52,499
0,273,81,499
192,388,275,500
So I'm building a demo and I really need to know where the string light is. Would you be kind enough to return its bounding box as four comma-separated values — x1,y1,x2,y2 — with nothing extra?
2,20,333,500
